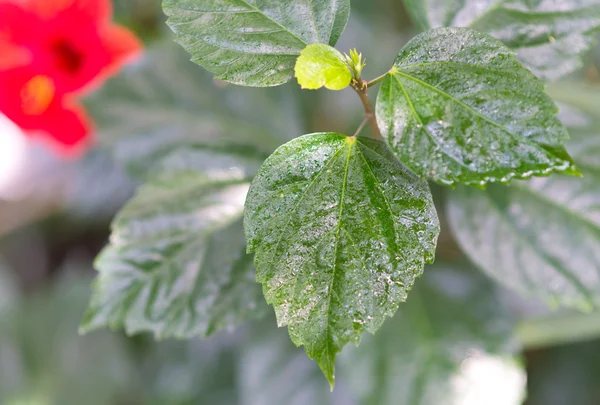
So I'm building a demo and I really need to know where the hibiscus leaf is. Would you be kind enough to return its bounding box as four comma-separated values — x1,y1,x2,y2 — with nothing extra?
162,0,351,87
376,27,579,187
86,44,295,180
244,133,440,387
403,0,600,80
448,123,600,311
80,149,268,339
340,265,524,405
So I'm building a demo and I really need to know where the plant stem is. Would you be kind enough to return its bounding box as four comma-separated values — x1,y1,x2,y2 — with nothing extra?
351,79,381,140
517,310,600,350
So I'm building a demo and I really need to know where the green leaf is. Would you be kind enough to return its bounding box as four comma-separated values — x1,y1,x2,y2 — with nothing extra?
86,44,290,179
340,265,524,405
403,0,600,80
80,150,267,338
376,27,578,187
244,133,440,387
295,44,352,90
162,0,351,87
448,125,600,311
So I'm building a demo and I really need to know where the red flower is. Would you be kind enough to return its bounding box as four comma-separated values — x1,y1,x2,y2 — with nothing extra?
0,0,141,155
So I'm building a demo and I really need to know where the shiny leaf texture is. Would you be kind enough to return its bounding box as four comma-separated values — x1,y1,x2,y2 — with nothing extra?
448,124,600,310
162,0,351,87
86,44,291,179
244,133,440,386
340,265,524,405
403,0,600,80
295,43,352,90
376,27,578,187
81,150,267,338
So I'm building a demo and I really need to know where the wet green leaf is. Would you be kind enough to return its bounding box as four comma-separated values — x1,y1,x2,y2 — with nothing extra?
81,149,267,339
341,265,524,405
244,133,439,387
162,0,351,87
295,44,352,90
403,0,600,80
376,27,578,187
448,126,600,311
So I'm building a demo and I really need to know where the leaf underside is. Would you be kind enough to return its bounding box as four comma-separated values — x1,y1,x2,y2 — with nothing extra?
341,266,522,405
244,133,440,386
376,27,578,187
162,0,351,87
403,0,600,81
448,124,600,312
81,153,267,339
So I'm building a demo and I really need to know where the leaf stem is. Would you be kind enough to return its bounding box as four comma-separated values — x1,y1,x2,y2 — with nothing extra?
351,79,381,140
517,310,600,350
366,72,389,88
353,117,370,137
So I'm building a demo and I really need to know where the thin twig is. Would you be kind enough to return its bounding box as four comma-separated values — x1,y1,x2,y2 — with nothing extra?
353,117,370,137
351,79,381,139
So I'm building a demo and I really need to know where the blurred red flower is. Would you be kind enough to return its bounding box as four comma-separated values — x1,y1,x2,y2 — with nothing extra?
0,0,141,156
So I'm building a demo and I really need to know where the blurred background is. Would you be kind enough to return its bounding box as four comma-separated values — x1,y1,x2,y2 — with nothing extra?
1,0,600,404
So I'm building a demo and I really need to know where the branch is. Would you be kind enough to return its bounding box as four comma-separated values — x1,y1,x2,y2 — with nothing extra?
351,79,381,140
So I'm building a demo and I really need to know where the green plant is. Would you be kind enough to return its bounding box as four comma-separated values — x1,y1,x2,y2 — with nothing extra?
80,0,600,399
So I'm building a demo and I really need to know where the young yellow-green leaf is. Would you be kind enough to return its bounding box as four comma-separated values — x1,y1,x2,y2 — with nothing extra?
376,27,579,187
448,125,600,312
80,150,267,339
244,133,440,387
162,0,351,87
403,0,600,81
294,44,352,90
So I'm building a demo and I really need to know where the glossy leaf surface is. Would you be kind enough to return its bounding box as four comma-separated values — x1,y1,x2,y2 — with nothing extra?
245,133,439,386
376,27,578,187
163,0,351,86
403,0,600,80
81,150,267,338
448,125,600,310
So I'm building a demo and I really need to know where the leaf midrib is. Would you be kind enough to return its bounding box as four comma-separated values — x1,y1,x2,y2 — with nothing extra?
168,0,308,48
392,68,571,170
390,74,473,172
264,143,347,277
323,139,354,378
393,69,524,140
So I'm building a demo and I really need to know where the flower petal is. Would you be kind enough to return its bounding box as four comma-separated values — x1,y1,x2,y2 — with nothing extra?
0,2,40,42
26,0,111,23
98,24,143,78
35,99,92,156
0,42,31,71
0,68,92,156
